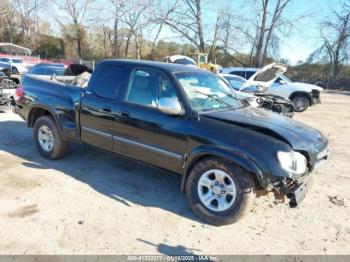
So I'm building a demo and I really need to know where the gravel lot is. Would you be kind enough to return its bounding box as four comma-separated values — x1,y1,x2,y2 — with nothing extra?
0,91,349,255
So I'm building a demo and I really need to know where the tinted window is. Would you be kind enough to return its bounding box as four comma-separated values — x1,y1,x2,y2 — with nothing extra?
31,67,48,75
0,58,10,62
125,68,178,108
92,64,124,99
245,71,256,79
230,71,243,77
53,68,65,76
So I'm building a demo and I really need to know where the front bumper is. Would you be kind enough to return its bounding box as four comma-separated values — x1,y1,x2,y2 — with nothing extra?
286,175,313,207
311,90,321,104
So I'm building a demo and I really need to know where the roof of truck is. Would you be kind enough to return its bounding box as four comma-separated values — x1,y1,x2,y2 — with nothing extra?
101,59,206,73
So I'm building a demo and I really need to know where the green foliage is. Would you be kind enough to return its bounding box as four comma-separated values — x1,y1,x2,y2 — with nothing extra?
32,34,65,59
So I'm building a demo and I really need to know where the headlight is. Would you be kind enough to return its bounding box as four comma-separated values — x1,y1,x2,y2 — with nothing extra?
277,151,307,176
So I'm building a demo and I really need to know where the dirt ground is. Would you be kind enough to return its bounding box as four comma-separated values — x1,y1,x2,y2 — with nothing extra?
0,91,349,255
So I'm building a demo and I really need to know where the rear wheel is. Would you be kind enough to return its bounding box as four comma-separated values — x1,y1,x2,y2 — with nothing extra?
292,94,309,112
33,116,69,159
185,157,255,226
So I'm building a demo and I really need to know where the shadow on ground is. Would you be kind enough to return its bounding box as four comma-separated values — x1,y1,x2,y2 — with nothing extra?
137,239,203,257
0,119,200,223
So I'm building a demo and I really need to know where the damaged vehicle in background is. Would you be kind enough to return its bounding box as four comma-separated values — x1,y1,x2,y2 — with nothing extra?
0,57,27,74
26,63,93,87
0,64,20,105
220,63,323,112
219,74,294,118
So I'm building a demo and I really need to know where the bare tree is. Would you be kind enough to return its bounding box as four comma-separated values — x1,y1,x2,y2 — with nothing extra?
54,0,95,58
0,0,17,43
320,1,350,79
252,0,292,67
148,0,180,59
109,0,128,58
13,0,46,49
160,0,205,52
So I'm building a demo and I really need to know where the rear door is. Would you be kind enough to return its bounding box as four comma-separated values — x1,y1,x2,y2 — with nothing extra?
80,63,126,151
112,67,188,173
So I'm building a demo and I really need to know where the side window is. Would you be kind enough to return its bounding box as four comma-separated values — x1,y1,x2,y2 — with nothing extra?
45,69,54,75
245,71,256,79
125,68,178,108
230,71,243,77
31,68,45,75
92,64,124,99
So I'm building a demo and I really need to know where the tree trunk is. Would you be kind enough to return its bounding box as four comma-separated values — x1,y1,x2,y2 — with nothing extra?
253,0,269,67
196,0,205,53
113,16,119,58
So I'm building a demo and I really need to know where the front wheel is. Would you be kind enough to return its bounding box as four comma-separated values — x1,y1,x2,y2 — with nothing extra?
33,116,69,159
292,94,309,112
185,157,256,226
11,67,19,75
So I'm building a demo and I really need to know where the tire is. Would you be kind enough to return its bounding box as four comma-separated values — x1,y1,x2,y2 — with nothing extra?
11,67,19,75
185,157,255,226
292,94,309,112
33,116,69,159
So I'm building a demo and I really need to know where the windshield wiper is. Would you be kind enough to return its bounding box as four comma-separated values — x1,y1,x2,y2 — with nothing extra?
192,90,232,108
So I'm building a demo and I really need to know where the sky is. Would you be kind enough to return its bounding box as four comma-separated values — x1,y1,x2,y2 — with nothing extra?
42,0,344,65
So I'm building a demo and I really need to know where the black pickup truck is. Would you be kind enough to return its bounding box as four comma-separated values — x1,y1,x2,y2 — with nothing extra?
15,60,329,225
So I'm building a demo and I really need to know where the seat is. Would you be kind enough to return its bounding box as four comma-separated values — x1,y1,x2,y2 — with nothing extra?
128,75,156,106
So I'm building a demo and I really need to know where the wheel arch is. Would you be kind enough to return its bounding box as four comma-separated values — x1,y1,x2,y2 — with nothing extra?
181,146,264,193
289,91,312,104
27,105,61,131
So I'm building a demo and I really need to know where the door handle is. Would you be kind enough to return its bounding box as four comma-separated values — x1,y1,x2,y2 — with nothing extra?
102,107,111,113
120,111,129,117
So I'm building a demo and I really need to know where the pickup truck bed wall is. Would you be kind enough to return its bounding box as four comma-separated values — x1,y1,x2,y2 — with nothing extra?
21,76,83,141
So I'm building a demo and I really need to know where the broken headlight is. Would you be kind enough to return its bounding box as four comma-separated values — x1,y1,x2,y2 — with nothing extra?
277,151,307,177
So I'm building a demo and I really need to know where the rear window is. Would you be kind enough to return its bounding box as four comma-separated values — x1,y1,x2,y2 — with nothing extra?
92,64,124,99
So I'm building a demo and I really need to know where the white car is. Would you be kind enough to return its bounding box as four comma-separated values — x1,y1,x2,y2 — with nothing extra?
220,63,323,112
0,57,28,74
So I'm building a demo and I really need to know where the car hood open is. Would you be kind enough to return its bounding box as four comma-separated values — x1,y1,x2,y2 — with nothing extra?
202,106,327,152
242,63,287,89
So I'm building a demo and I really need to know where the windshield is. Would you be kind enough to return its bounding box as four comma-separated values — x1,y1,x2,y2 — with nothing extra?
223,75,246,90
276,74,292,84
175,71,245,112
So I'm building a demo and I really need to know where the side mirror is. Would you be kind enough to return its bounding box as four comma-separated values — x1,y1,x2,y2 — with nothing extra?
279,79,286,85
158,97,183,116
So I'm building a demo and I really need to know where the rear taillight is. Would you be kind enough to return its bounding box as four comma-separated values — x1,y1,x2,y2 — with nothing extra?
14,85,23,102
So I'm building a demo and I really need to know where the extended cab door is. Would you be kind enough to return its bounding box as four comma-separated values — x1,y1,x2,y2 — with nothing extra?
112,67,188,173
80,63,126,151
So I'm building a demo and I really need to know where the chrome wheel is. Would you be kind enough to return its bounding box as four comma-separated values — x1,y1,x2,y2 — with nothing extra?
38,125,54,152
293,97,308,111
197,169,237,212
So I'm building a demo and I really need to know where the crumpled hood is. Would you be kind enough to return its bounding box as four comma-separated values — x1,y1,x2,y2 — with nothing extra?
285,82,323,92
202,106,327,152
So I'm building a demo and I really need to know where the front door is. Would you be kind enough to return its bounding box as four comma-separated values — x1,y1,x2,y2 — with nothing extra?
112,68,188,173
